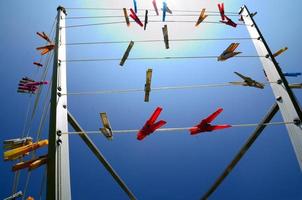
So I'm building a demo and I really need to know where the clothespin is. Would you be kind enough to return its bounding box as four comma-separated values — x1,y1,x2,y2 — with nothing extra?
218,43,241,61
144,69,153,102
12,155,47,172
251,12,257,17
99,113,113,140
195,9,208,27
162,2,167,22
289,83,302,89
120,41,134,66
26,196,34,200
273,47,288,57
3,191,23,200
123,8,130,27
137,107,167,140
36,32,52,43
129,8,143,27
3,137,33,150
133,0,138,13
218,3,225,20
144,10,148,30
190,108,231,135
162,25,169,49
36,44,55,55
33,62,43,67
284,72,302,77
152,0,159,16
4,139,48,161
221,15,237,28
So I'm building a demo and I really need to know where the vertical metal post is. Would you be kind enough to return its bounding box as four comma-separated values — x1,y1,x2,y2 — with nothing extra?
239,5,302,169
46,6,71,200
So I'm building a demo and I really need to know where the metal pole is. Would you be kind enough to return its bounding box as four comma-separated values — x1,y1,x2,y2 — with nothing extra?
239,5,302,169
201,103,279,200
67,111,137,200
46,6,71,200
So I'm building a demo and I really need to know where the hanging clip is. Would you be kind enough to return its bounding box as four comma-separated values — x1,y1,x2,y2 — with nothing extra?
162,25,169,49
195,9,208,27
123,8,130,27
218,43,241,61
152,0,159,16
99,112,113,140
129,8,143,27
144,10,148,30
273,47,288,57
36,44,55,55
144,69,153,102
120,41,134,66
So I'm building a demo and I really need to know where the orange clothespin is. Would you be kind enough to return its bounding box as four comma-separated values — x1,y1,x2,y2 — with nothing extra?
36,44,55,55
4,139,48,161
12,155,47,172
36,32,52,43
26,196,34,200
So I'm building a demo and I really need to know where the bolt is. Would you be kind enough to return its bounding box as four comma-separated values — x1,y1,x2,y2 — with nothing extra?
265,54,270,58
277,79,283,84
257,37,261,40
57,138,62,145
57,87,62,91
63,105,67,109
56,130,62,136
276,96,282,102
57,92,61,97
293,119,301,126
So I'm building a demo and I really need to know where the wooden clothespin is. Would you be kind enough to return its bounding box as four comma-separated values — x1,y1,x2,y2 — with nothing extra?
36,32,52,43
123,8,130,27
99,113,113,140
273,47,288,57
36,44,55,55
144,69,153,102
120,41,134,66
162,25,169,49
195,9,208,26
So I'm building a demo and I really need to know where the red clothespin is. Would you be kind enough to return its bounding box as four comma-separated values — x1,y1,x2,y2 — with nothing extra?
218,3,225,20
221,15,237,28
190,108,231,135
137,107,167,140
129,8,143,27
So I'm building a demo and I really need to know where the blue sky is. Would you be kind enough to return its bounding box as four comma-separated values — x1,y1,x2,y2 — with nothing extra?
0,0,302,199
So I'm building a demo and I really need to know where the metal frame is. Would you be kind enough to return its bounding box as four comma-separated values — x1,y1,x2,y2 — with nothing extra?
240,5,302,169
201,103,279,200
46,6,71,200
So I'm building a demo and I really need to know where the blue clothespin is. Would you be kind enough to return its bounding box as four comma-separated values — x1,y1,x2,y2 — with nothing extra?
284,72,302,77
133,0,138,13
163,2,167,21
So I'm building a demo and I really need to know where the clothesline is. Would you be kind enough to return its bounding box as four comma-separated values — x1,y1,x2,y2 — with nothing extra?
62,55,265,63
63,121,295,135
65,7,239,14
64,13,239,20
62,82,275,96
63,20,248,28
65,37,257,46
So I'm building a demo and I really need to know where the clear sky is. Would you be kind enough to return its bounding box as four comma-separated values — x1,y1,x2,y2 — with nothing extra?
1,0,302,200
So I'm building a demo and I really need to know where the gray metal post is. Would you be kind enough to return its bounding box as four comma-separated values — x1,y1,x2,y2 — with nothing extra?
46,6,71,200
239,5,302,169
201,103,279,200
